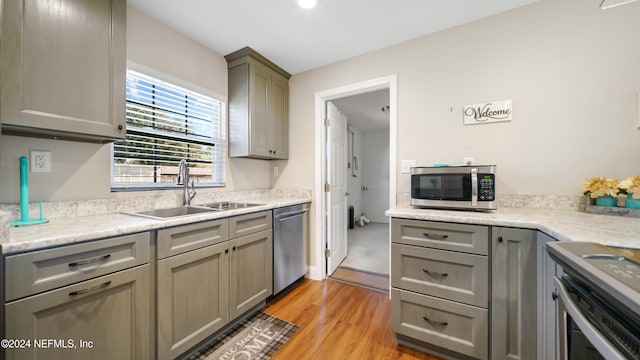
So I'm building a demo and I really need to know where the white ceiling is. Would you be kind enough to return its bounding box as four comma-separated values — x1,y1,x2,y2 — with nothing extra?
332,89,390,132
127,0,538,74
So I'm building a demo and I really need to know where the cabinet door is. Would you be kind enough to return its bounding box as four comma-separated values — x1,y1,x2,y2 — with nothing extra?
491,227,538,360
229,229,273,318
248,60,272,158
537,232,560,360
5,265,150,360
1,0,126,142
269,73,289,159
157,242,229,360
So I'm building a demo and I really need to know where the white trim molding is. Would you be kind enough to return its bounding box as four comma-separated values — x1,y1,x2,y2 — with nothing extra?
311,75,398,281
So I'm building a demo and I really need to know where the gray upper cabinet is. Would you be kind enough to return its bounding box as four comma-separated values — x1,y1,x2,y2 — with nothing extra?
0,0,126,143
225,47,290,160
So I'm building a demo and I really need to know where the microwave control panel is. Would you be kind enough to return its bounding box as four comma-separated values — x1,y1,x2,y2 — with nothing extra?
478,174,495,201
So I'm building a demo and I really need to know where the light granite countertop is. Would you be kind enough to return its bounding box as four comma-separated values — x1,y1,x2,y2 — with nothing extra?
1,198,310,255
386,207,640,249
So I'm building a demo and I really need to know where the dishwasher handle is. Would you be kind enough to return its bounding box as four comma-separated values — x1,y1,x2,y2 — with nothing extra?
277,210,308,222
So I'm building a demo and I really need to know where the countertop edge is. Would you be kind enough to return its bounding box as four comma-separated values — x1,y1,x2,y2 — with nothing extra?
2,198,311,255
386,207,640,249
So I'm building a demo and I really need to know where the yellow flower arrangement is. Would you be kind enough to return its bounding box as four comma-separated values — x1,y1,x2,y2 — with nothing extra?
581,176,620,199
618,174,640,200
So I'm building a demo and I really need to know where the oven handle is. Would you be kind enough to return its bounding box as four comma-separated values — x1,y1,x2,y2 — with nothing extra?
553,277,627,360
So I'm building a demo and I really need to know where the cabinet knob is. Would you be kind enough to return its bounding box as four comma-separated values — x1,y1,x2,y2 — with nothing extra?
498,236,504,243
225,249,229,254
232,246,237,251
117,124,124,131
551,291,558,301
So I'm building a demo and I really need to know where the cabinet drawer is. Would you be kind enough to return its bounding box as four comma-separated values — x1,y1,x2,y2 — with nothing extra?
5,232,150,301
391,288,488,360
391,218,489,255
157,218,229,259
391,244,488,308
229,210,272,238
5,265,150,360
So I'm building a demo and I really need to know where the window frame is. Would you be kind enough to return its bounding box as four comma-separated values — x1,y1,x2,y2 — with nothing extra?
110,62,227,191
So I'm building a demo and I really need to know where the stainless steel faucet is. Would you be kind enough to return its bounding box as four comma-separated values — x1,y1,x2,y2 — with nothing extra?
176,159,196,206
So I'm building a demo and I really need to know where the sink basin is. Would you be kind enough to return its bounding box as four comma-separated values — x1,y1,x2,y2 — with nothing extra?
201,202,262,211
131,206,218,220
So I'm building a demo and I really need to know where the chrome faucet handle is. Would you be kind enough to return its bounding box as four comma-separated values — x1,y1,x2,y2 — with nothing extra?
189,180,197,201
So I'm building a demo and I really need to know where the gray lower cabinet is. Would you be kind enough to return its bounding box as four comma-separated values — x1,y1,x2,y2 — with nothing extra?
392,219,548,360
229,229,273,319
157,241,229,360
491,227,538,360
391,218,489,360
3,233,151,360
156,211,273,359
537,231,561,360
0,0,126,142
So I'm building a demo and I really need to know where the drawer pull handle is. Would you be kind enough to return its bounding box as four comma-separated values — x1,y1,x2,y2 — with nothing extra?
69,281,112,296
68,254,111,268
422,269,448,278
422,316,448,327
423,233,448,240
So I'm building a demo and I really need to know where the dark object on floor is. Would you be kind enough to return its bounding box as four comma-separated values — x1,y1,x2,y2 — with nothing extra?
349,205,354,229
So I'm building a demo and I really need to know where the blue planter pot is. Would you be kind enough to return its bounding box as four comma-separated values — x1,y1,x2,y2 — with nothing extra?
625,194,640,209
595,196,616,207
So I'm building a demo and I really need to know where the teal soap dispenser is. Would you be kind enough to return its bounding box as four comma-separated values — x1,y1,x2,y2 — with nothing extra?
10,156,49,226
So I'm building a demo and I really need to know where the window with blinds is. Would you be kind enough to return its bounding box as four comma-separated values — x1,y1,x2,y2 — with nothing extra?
111,69,226,188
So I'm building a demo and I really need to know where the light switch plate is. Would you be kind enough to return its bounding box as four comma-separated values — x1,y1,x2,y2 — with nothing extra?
401,160,416,174
30,150,51,173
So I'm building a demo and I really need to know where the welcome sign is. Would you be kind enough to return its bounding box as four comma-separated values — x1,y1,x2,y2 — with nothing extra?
463,100,512,125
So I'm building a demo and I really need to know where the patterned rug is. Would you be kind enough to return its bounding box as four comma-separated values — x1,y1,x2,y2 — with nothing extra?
187,311,299,360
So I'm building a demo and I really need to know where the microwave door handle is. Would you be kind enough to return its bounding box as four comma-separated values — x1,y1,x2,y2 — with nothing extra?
471,168,478,207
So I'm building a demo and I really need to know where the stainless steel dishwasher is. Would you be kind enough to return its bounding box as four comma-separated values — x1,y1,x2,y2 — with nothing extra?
273,203,308,295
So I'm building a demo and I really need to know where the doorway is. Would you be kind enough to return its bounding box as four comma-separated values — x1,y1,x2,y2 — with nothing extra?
331,90,390,290
311,75,397,286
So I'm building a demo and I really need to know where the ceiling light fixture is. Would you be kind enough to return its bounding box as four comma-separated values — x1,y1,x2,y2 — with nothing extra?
600,0,639,9
298,0,319,9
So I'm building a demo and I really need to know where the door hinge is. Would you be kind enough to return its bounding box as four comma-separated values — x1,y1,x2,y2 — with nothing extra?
325,248,331,257
324,118,330,127
324,183,331,192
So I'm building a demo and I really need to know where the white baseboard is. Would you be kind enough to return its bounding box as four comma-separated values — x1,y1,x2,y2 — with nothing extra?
307,266,324,281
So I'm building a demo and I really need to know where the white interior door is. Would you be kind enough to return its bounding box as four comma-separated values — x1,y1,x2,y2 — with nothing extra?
326,101,348,275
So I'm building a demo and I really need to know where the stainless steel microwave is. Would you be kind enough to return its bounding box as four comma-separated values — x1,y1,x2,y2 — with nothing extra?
410,165,497,210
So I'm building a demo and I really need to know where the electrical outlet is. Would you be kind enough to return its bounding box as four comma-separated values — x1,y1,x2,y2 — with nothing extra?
401,160,416,174
273,165,279,176
463,157,475,166
30,150,51,173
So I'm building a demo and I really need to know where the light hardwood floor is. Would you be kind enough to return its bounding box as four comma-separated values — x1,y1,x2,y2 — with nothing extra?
263,279,441,360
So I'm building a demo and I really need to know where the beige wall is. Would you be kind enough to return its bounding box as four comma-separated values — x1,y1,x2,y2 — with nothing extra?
0,6,271,203
275,0,640,197
273,0,640,273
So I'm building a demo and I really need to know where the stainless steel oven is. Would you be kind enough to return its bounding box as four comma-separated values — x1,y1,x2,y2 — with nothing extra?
548,242,640,360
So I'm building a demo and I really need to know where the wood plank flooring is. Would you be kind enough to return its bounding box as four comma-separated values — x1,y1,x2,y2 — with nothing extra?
263,279,442,360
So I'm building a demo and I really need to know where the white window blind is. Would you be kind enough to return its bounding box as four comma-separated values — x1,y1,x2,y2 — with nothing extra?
112,69,226,188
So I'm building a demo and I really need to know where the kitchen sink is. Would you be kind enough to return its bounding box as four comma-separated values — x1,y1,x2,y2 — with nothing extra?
131,206,219,220
201,201,262,211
